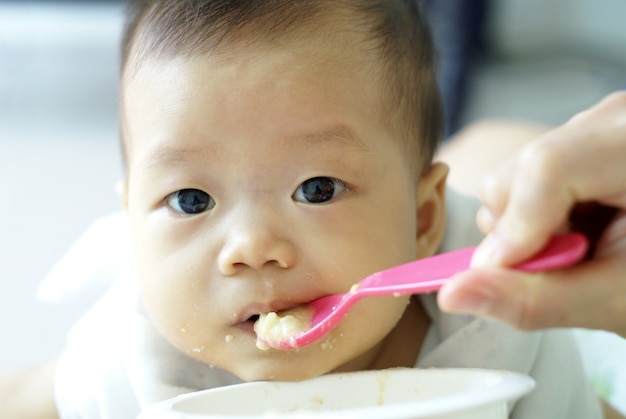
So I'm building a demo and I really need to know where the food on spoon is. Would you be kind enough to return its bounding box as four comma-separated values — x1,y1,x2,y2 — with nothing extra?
254,307,313,350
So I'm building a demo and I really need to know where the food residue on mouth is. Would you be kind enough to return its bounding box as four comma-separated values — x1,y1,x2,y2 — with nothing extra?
253,306,313,350
320,338,336,351
349,283,360,293
225,334,234,343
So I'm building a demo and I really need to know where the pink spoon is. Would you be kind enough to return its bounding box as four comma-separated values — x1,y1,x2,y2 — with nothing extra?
259,232,588,350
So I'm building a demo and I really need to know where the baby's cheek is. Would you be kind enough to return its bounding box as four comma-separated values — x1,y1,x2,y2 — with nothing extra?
138,268,208,347
145,293,219,360
340,296,409,345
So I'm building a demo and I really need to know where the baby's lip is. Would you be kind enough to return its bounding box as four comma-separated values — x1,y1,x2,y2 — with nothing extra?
237,300,306,324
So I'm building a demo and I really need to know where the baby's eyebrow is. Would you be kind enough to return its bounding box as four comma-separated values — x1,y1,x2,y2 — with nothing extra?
297,125,370,152
138,146,210,171
137,124,369,170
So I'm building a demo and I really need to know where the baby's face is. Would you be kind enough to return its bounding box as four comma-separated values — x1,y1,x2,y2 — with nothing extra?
121,39,440,381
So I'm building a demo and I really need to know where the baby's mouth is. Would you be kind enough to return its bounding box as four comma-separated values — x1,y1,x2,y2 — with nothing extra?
246,314,260,325
236,314,260,332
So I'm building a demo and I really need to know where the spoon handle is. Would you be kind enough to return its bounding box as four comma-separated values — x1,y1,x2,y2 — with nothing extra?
358,232,588,295
272,232,589,350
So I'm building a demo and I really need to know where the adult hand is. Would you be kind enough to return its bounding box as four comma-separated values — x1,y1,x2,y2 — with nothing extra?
438,92,626,337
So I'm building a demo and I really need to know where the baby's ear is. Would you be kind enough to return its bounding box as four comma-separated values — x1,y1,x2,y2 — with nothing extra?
116,180,129,211
415,162,448,259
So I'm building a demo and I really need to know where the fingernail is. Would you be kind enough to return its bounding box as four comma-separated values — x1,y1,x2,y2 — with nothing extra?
471,235,503,268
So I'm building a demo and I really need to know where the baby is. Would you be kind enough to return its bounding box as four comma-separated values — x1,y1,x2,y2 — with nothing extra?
49,0,602,417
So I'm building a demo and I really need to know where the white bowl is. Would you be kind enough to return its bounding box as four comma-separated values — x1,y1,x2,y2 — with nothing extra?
138,368,534,419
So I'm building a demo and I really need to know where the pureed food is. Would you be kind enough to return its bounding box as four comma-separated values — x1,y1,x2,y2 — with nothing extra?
254,306,313,350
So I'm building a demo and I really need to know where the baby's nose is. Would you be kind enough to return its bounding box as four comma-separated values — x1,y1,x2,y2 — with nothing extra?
217,219,296,275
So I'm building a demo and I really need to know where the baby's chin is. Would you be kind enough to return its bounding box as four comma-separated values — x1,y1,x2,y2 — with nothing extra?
224,351,343,383
231,366,322,383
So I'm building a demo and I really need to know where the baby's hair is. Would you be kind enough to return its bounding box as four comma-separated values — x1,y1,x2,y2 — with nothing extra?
120,0,442,172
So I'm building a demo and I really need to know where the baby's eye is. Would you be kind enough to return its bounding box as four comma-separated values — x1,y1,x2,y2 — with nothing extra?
293,177,347,204
166,189,215,215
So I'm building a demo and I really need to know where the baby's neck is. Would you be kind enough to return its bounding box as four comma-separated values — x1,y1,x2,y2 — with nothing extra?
332,296,429,373
368,296,430,370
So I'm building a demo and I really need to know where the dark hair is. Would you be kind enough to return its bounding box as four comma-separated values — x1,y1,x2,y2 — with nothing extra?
121,0,442,172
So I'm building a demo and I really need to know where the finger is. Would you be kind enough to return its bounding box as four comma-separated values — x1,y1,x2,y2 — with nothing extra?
476,206,496,235
472,127,580,267
478,154,517,218
438,246,626,336
567,91,626,126
486,137,575,263
474,93,626,266
481,122,626,266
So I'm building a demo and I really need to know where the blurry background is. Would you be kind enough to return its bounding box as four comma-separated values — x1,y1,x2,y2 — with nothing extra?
423,0,626,138
0,0,625,407
0,0,124,374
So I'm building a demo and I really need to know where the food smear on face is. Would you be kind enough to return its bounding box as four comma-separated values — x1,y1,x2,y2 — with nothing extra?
254,306,313,350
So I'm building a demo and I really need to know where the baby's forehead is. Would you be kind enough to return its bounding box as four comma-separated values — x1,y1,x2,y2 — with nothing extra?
123,10,379,85
119,42,389,168
121,18,386,124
